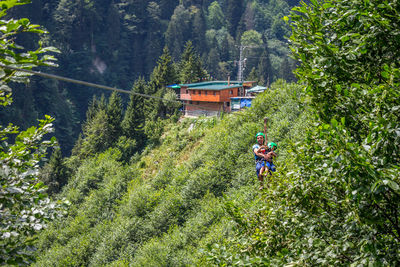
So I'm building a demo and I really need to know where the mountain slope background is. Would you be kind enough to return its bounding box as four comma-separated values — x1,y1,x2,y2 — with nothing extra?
34,80,309,266
0,0,299,154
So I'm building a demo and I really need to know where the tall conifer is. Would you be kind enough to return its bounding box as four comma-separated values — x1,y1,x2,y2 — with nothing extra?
39,148,69,195
179,41,207,84
122,77,147,148
226,0,243,36
146,47,178,119
257,41,273,85
106,92,123,144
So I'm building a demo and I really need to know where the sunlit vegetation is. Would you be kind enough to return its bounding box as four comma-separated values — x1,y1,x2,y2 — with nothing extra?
33,80,308,266
2,0,399,266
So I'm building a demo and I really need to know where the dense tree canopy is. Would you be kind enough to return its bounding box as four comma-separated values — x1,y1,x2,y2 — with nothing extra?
1,0,297,154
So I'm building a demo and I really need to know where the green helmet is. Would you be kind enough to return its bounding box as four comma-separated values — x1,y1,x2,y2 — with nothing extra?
268,142,277,150
256,132,265,139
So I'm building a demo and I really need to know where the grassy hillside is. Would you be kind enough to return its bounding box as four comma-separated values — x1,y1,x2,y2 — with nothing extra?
34,80,308,266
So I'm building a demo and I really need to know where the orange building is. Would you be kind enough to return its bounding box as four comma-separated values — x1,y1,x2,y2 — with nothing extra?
179,81,255,116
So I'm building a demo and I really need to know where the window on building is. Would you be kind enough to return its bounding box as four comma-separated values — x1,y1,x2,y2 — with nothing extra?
230,90,233,95
205,91,208,95
199,90,201,95
213,91,216,96
186,89,188,94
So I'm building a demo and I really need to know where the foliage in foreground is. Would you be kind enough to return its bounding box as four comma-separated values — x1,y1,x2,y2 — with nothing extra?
206,0,400,265
0,1,65,265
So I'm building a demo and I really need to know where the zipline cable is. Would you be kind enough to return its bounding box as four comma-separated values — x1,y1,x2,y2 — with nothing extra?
0,64,224,112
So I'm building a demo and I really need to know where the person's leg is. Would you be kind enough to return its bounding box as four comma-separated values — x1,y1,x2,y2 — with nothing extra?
266,161,276,172
260,165,265,177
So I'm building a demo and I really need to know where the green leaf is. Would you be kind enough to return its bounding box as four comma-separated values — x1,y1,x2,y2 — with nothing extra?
381,71,389,79
18,18,29,26
323,3,334,9
383,179,400,193
331,118,338,127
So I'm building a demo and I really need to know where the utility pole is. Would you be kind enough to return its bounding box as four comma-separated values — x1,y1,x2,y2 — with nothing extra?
237,45,245,82
235,45,258,95
235,45,258,82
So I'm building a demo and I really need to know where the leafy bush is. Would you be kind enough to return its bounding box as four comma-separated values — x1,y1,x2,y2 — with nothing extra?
0,1,65,264
34,76,308,265
207,0,400,265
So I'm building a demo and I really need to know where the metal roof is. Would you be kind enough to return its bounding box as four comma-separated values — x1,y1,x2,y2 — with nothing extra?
179,81,244,91
230,96,256,99
167,84,181,89
247,85,268,93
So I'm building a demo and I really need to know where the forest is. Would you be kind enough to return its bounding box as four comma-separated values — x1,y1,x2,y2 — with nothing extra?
1,0,400,266
0,0,298,154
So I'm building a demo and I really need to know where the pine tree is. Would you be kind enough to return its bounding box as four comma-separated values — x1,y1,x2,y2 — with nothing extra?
192,7,206,55
80,108,110,156
257,43,273,86
143,47,179,145
165,5,191,60
80,94,107,133
159,0,180,20
206,47,221,78
74,92,122,157
206,1,226,30
226,0,243,37
247,67,260,84
148,47,178,94
106,92,123,145
85,95,100,126
219,32,232,62
39,148,70,196
106,1,120,51
145,2,164,75
179,41,208,84
122,77,147,149
71,133,84,156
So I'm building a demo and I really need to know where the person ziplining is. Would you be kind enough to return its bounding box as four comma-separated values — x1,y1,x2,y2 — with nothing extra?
252,118,277,190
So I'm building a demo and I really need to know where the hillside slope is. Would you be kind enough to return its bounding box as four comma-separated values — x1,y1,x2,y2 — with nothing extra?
34,80,308,266
2,0,298,155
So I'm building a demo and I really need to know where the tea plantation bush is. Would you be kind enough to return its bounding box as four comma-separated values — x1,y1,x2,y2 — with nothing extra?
34,80,308,266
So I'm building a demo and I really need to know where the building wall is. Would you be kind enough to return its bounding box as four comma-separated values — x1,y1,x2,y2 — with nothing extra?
185,101,223,112
180,84,243,116
190,92,220,102
180,86,240,103
180,87,188,96
220,87,239,102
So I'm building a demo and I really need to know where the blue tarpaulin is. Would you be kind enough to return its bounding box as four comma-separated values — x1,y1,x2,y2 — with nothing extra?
240,98,252,108
231,97,254,111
